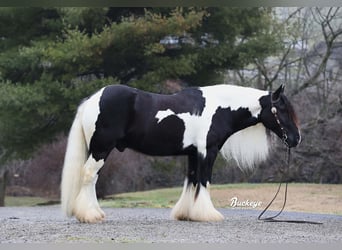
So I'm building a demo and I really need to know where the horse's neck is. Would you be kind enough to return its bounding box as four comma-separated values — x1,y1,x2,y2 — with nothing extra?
233,116,260,134
201,85,267,116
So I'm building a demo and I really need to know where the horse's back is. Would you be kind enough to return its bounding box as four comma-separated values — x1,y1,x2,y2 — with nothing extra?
81,84,220,158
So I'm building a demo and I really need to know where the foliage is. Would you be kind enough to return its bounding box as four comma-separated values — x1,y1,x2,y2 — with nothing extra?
0,7,280,162
0,77,117,159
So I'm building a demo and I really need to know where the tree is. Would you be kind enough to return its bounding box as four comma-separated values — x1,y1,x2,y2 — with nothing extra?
0,7,280,205
0,7,279,160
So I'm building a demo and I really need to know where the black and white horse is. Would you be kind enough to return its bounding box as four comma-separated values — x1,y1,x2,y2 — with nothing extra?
61,84,300,223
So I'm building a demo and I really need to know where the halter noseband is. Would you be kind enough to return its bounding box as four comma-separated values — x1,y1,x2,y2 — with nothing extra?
271,99,288,147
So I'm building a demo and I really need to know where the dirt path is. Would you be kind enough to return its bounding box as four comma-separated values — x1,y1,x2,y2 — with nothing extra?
0,206,341,243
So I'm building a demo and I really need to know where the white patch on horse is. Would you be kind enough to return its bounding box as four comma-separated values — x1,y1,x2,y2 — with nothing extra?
200,84,267,115
81,87,105,146
155,109,208,156
155,109,175,123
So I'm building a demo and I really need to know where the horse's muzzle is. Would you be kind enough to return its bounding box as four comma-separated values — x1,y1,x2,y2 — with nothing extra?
286,132,301,148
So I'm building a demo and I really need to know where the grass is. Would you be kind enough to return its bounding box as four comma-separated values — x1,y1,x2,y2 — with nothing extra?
101,183,342,215
100,183,278,208
4,183,342,215
101,187,182,208
4,196,51,207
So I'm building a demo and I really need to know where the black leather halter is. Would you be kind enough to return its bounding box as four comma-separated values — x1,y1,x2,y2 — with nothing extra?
270,98,289,147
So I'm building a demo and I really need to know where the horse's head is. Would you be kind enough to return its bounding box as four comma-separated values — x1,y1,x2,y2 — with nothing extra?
259,84,301,148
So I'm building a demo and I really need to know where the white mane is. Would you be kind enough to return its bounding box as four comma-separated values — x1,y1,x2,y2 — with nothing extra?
220,123,270,170
202,85,271,170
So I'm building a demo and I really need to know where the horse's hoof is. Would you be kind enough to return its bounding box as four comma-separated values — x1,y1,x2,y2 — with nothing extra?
74,208,105,223
188,208,224,222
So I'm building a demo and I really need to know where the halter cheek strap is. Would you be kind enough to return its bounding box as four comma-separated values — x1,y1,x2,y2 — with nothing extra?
271,102,288,147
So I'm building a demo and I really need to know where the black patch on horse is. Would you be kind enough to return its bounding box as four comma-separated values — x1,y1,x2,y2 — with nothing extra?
89,85,206,160
152,87,206,116
206,106,258,149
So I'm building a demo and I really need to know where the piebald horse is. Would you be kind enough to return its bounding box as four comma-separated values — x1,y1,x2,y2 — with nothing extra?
61,84,300,223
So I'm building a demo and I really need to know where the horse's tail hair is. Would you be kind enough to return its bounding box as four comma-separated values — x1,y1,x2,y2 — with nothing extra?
61,103,88,217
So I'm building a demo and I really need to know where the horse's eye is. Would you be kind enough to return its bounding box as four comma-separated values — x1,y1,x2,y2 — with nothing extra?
281,103,287,110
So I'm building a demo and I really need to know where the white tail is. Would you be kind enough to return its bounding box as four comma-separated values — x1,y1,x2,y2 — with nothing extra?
61,103,88,217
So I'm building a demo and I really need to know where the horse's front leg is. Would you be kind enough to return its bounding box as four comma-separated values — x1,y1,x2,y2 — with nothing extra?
171,148,224,222
189,148,224,222
170,153,197,221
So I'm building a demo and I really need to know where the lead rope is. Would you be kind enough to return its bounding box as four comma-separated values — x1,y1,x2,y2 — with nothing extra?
257,147,323,225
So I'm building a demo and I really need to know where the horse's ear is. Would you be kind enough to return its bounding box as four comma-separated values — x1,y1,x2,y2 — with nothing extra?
271,84,285,102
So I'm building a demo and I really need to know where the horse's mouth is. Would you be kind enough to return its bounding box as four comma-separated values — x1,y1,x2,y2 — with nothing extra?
284,133,301,148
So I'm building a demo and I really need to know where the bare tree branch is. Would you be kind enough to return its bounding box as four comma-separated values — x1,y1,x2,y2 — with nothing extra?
254,41,298,90
293,7,342,95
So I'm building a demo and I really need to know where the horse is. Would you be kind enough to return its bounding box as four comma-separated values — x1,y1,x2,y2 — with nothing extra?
61,83,301,223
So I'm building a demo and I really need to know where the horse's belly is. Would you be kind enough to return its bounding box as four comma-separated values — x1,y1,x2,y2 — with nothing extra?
125,115,188,156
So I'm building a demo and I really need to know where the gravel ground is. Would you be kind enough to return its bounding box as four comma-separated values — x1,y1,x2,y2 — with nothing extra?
0,206,341,243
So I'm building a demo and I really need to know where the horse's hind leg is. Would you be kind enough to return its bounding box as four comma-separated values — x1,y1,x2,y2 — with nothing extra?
73,155,105,223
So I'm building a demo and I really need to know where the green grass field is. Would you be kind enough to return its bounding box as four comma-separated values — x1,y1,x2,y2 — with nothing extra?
5,196,52,207
101,187,182,208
